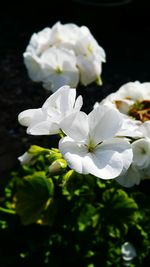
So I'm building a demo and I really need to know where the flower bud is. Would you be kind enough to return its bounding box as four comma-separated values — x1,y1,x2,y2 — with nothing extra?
48,159,67,175
18,152,33,165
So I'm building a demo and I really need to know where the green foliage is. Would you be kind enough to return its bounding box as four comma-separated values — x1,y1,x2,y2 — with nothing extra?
1,145,150,266
15,172,54,225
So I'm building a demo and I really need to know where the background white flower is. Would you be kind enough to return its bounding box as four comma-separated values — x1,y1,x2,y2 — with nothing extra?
49,21,80,48
116,121,150,187
59,105,133,179
23,22,106,92
97,81,150,117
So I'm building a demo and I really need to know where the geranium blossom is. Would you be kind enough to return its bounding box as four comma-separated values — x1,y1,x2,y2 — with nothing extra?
23,22,106,91
59,105,133,179
116,121,150,187
97,81,150,121
49,22,80,48
18,85,83,135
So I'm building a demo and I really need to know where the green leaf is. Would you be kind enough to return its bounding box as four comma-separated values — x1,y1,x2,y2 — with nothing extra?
15,171,54,225
101,188,139,232
41,198,57,226
77,204,97,231
103,189,138,214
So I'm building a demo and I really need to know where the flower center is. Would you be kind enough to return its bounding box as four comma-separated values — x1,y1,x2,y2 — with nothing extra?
84,138,95,152
86,138,103,153
55,66,63,74
87,43,93,54
129,100,150,122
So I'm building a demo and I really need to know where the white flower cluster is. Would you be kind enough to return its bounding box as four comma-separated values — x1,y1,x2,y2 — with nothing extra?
23,22,106,92
19,85,142,184
95,81,150,187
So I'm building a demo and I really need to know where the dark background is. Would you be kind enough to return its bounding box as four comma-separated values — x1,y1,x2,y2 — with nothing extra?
0,0,150,189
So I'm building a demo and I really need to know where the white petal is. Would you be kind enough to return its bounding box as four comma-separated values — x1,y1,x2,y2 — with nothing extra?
88,105,122,145
59,137,89,174
26,27,51,55
74,95,83,110
117,81,144,101
60,111,89,141
75,27,106,62
83,149,123,179
117,115,142,138
18,152,33,165
18,108,41,127
50,22,80,46
113,99,131,114
43,85,81,116
27,120,59,135
116,164,141,187
43,85,76,114
59,137,123,179
139,121,150,138
99,138,133,174
23,52,43,82
132,139,150,169
41,47,76,70
77,55,101,86
43,72,79,93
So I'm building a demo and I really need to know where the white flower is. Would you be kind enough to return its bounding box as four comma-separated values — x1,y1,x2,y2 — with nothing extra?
75,26,106,62
23,22,106,91
18,85,83,135
75,26,105,86
116,121,150,187
59,105,133,179
121,242,137,262
49,21,80,48
41,47,79,92
77,54,102,86
100,81,150,115
25,27,51,56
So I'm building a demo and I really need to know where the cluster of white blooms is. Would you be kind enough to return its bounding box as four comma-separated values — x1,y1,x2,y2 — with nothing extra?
95,81,150,187
19,85,141,182
23,22,106,92
18,82,150,187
